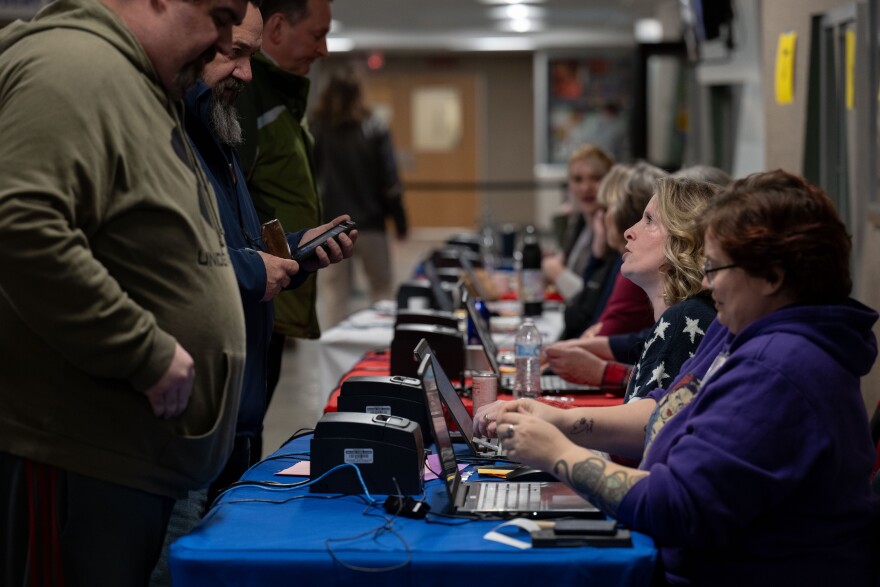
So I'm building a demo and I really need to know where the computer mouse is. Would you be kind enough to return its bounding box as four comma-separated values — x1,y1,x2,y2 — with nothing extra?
504,466,557,483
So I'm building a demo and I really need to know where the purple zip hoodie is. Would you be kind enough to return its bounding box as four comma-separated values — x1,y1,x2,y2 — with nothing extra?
617,299,880,586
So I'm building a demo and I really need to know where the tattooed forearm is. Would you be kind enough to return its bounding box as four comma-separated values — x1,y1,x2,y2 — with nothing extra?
553,456,648,518
570,417,594,436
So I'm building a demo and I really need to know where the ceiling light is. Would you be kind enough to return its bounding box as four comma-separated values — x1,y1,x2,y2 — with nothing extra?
496,18,545,33
634,18,663,42
505,4,528,19
477,0,546,4
327,37,354,52
488,5,545,19
510,18,532,32
461,36,536,50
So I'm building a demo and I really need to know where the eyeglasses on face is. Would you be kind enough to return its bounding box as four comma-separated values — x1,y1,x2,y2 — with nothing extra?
703,261,738,285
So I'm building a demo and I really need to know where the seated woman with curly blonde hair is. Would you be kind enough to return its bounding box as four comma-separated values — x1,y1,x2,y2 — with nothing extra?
543,176,718,401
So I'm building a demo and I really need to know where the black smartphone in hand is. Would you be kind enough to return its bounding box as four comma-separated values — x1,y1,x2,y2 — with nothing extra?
290,220,356,263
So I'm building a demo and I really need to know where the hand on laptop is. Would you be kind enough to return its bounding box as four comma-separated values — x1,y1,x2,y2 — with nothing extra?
473,398,555,438
473,400,506,437
495,410,570,473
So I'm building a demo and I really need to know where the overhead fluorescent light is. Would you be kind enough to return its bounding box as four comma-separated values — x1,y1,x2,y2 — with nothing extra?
496,18,545,33
505,4,528,19
459,36,535,51
325,28,633,53
510,18,532,32
478,0,546,4
634,18,663,43
488,4,545,19
327,37,355,52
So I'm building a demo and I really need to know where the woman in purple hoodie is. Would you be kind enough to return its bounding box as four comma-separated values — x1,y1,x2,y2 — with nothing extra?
489,170,879,586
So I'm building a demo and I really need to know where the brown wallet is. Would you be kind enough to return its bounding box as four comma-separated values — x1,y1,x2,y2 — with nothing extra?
260,219,291,259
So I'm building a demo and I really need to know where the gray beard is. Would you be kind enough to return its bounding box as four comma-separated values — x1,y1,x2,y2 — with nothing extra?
209,79,244,146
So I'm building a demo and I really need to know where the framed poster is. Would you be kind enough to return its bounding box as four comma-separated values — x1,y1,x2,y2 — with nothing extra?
534,50,634,169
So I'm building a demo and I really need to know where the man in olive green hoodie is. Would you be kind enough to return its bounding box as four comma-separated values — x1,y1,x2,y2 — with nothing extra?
0,0,248,583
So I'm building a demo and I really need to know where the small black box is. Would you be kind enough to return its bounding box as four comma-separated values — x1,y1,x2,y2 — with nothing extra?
338,375,432,444
394,309,460,330
310,412,425,495
396,281,435,311
530,529,633,548
390,324,465,382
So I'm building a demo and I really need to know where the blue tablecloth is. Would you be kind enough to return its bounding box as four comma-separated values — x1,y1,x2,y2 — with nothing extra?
170,435,657,586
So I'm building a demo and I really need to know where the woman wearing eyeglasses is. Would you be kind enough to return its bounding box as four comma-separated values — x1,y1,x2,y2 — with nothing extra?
487,170,879,586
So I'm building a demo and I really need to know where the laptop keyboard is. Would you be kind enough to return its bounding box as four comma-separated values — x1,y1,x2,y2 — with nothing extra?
476,482,543,510
498,374,597,393
541,374,571,390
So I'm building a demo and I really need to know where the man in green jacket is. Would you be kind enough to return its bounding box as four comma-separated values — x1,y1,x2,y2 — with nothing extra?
237,0,333,457
0,0,248,583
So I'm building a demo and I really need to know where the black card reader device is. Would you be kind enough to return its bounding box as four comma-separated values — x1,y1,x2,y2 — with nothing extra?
338,375,431,444
310,411,425,495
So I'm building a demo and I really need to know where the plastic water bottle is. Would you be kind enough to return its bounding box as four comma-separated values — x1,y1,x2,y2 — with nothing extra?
519,225,543,317
512,317,542,398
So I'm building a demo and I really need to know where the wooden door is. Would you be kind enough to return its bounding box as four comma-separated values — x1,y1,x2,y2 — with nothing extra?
363,73,480,228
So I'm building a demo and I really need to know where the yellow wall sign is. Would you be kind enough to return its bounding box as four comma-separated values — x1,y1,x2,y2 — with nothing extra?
845,30,855,110
775,32,797,105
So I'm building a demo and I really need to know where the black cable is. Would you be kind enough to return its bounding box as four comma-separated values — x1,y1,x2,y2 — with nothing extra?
206,452,309,511
281,427,315,446
207,447,472,572
208,462,378,510
424,510,486,524
222,492,372,507
257,451,310,465
324,476,413,573
424,461,442,478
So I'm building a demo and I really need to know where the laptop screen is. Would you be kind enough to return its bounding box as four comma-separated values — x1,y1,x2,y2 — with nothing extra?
458,254,492,301
418,348,603,519
414,339,475,445
422,257,455,312
417,353,462,500
463,291,500,374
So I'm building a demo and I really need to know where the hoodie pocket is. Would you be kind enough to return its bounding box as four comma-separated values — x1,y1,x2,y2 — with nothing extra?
157,349,246,486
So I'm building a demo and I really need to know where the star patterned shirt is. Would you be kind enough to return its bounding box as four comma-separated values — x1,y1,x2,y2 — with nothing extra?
623,292,716,403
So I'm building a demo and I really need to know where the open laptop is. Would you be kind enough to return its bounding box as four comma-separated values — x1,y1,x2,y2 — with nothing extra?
417,350,601,518
457,253,497,302
413,339,502,458
421,256,455,312
462,291,601,395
